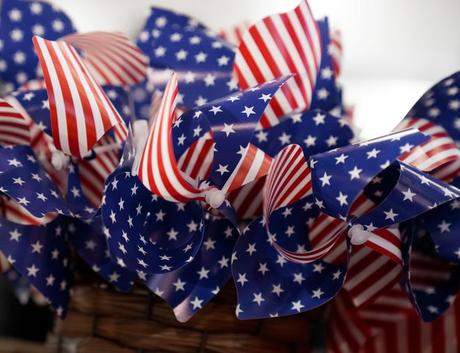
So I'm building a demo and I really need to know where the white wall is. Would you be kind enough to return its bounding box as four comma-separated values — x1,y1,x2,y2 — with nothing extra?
51,0,460,138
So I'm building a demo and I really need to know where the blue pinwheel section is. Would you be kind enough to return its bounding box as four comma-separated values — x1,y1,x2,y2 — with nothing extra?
232,197,347,319
134,7,236,115
146,216,237,322
0,144,70,219
0,217,71,316
0,0,76,92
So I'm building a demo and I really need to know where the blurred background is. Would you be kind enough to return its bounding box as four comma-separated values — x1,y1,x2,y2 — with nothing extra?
50,0,460,138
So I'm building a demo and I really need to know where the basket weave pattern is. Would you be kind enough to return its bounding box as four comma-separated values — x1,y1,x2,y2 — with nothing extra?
52,279,319,353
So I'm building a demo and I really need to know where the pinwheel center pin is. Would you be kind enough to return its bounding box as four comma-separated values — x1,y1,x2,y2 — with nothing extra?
204,188,226,209
347,224,372,245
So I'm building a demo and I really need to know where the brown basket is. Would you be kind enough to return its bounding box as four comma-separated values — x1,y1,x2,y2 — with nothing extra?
51,274,325,353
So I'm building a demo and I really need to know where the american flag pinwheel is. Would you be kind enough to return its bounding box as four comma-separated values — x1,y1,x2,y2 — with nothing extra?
100,72,293,321
231,124,460,319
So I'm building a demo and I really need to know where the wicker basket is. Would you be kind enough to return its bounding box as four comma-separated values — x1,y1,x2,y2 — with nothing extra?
50,272,325,353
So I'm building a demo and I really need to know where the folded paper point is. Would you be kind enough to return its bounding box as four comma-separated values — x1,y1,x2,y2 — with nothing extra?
348,224,372,245
205,188,226,209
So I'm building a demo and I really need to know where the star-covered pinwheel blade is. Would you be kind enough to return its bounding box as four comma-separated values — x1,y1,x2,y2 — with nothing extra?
0,217,72,316
135,7,236,111
401,221,460,322
310,128,429,220
101,171,205,275
176,76,291,190
252,109,354,158
66,216,135,292
417,177,460,264
231,197,346,319
310,18,342,113
354,161,460,229
406,72,460,144
146,216,238,322
0,144,70,222
0,0,76,93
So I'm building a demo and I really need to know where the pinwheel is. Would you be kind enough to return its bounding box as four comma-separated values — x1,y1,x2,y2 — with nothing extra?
100,72,296,321
231,125,460,319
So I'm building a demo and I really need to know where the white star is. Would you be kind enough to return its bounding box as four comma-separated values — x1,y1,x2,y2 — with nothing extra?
221,123,235,137
184,71,195,83
187,220,198,232
276,255,287,267
45,274,55,286
104,272,118,283
319,172,332,186
193,125,203,137
195,51,207,63
190,296,203,309
321,67,333,79
312,288,324,299
176,49,188,61
218,256,229,268
291,300,305,312
272,284,284,296
293,272,305,285
348,166,363,180
246,243,257,255
216,164,229,175
217,55,230,66
336,192,348,206
173,278,186,291
313,112,326,125
252,292,265,306
278,132,291,145
70,186,80,198
400,143,414,153
317,88,329,100
384,209,398,221
197,267,210,279
12,177,25,185
259,93,272,102
402,188,416,202
31,241,43,254
8,158,22,167
332,270,342,280
237,273,248,286
236,304,243,317
203,73,216,86
256,130,268,143
335,153,348,164
438,220,451,233
313,263,325,273
167,228,178,241
427,305,439,314
366,148,381,159
304,134,316,147
27,264,39,277
85,240,97,250
209,105,223,115
241,106,256,117
257,262,269,275
203,238,216,250
285,225,295,237
326,135,338,147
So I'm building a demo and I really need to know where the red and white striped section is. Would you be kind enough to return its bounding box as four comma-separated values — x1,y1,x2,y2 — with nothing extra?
137,73,204,203
218,21,250,46
62,32,149,86
0,99,31,145
263,144,311,219
78,136,121,207
343,245,402,308
397,117,460,173
234,0,322,128
177,132,214,181
228,177,265,220
329,285,460,353
32,36,127,158
222,144,272,194
329,29,342,78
